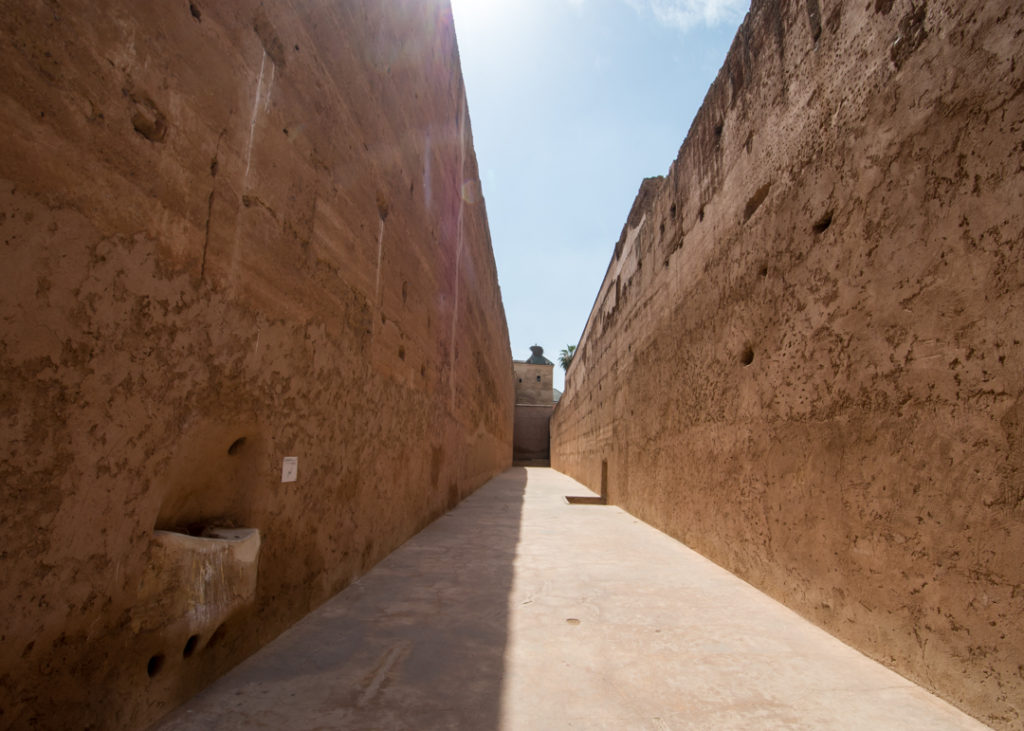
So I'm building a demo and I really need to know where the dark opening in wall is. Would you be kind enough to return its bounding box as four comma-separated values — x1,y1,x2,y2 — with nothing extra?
205,623,227,650
670,203,677,219
698,205,705,222
759,265,769,277
182,634,199,658
227,437,246,455
743,182,772,222
813,211,833,234
806,0,822,41
189,2,201,21
740,346,755,366
600,459,608,501
147,654,165,678
398,346,406,360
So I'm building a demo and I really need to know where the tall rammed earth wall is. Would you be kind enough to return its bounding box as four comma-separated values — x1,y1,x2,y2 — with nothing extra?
552,0,1023,725
0,1,513,727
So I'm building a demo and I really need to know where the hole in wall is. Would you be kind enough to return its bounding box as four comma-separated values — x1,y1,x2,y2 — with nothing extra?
227,437,246,456
713,120,723,140
421,365,427,378
670,203,677,219
743,182,772,222
376,192,389,221
890,4,928,69
813,211,833,234
806,0,822,42
740,346,755,366
131,101,167,143
182,634,199,658
600,459,609,501
205,623,227,650
253,7,287,68
759,265,768,277
147,654,165,678
398,346,406,361
189,2,201,21
402,281,408,303
698,205,705,222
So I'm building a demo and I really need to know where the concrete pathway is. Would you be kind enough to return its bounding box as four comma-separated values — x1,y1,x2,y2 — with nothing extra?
155,467,986,730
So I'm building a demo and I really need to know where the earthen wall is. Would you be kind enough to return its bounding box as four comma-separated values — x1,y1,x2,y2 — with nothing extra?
513,405,552,462
0,1,513,727
513,361,554,405
552,0,1023,725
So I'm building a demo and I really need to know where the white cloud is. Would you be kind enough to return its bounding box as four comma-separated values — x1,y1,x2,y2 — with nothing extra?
627,0,749,31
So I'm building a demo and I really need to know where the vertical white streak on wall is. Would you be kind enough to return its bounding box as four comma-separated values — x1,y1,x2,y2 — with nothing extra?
263,62,275,112
244,51,268,181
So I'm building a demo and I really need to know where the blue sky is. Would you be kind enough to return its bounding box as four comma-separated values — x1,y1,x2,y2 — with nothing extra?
450,0,749,389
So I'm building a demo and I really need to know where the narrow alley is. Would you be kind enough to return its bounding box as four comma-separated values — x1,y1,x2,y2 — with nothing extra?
155,468,983,730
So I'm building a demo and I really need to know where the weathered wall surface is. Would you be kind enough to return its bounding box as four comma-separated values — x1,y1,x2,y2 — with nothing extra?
0,1,513,728
513,405,552,462
513,361,554,405
552,0,1023,725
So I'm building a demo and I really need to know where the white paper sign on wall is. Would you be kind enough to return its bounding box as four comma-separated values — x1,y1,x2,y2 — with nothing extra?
281,456,298,483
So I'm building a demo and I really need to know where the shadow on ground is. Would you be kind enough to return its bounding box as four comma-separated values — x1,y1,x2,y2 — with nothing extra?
154,468,528,730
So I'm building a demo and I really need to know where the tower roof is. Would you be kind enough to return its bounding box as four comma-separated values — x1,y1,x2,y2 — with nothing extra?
524,345,553,366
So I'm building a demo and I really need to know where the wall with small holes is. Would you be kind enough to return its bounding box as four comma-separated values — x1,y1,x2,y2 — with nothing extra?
551,0,1024,726
0,1,513,727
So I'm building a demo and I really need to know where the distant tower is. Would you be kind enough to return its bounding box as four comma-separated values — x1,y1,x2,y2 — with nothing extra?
512,345,555,463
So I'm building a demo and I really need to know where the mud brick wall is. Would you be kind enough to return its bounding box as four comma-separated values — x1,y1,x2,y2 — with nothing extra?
513,405,552,462
551,0,1023,725
0,1,513,727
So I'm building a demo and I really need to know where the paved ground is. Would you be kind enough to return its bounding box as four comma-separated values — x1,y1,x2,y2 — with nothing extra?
155,467,987,730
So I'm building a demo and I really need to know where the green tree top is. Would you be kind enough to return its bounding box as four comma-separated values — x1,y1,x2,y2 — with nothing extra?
558,344,576,372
